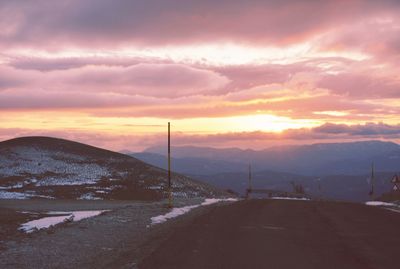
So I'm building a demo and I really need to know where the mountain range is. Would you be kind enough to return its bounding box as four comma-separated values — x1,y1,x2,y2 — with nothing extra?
1,137,398,202
141,140,400,176
129,140,400,201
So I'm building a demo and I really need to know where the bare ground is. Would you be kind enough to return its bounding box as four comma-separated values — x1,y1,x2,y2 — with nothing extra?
0,198,209,269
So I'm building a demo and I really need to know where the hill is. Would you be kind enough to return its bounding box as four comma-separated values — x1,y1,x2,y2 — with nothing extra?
0,137,225,200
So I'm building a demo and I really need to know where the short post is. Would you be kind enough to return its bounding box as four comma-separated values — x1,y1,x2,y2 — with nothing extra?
391,174,400,191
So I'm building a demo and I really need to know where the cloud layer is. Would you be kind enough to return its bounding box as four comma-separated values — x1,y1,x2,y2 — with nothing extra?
1,0,400,149
2,122,399,151
1,0,399,48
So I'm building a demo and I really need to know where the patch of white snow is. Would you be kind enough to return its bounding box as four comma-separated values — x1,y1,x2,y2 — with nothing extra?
386,208,400,214
19,210,109,233
78,193,102,200
270,197,310,201
0,191,33,199
150,198,238,225
365,201,396,207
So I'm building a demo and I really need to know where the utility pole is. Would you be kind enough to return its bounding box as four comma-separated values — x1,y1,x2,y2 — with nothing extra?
248,164,252,191
246,164,252,199
317,178,322,200
369,162,375,200
167,122,172,208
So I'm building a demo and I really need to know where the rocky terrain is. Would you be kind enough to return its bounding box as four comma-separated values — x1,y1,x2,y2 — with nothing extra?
0,137,226,200
0,198,213,268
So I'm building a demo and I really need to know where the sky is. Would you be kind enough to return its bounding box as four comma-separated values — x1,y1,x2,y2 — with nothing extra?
1,0,400,151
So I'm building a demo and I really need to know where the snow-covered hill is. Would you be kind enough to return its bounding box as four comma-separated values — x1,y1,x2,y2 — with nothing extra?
0,137,225,200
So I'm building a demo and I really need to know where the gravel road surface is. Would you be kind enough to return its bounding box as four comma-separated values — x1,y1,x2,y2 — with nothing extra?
0,198,206,268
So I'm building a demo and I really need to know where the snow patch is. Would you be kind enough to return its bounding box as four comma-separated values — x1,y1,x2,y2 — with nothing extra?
148,185,163,190
0,191,33,199
386,208,400,214
0,146,110,187
201,198,238,205
270,197,310,201
151,205,198,225
365,201,396,207
150,198,238,225
19,210,109,233
0,191,54,199
78,193,102,200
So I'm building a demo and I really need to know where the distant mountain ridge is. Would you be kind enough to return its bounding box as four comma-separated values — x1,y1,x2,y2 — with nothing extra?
0,137,225,200
130,152,248,176
144,140,400,176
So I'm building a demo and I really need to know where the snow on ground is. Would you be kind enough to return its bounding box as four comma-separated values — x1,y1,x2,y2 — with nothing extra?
365,201,396,207
78,193,103,200
0,190,54,199
151,205,199,225
365,201,400,214
386,208,400,214
0,191,34,199
200,198,238,205
19,210,109,233
1,144,225,200
19,215,72,233
150,198,238,225
270,197,310,201
0,146,110,188
69,210,109,221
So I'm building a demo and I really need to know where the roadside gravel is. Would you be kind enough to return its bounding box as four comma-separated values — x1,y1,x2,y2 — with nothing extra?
0,198,208,269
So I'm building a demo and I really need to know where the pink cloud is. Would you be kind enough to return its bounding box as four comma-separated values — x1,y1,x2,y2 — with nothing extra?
0,0,399,141
61,64,230,98
0,89,154,109
8,56,160,71
1,1,398,49
318,72,400,99
0,63,230,98
0,66,35,90
317,15,400,61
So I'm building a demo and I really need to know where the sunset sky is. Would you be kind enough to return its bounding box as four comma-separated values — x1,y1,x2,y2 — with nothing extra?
1,0,400,151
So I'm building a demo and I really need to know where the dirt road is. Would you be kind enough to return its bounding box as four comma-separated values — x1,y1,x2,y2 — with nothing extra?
140,199,400,269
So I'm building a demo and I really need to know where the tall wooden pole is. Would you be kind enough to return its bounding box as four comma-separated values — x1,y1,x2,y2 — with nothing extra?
246,164,252,199
248,164,252,191
317,178,322,200
168,122,172,208
370,162,375,200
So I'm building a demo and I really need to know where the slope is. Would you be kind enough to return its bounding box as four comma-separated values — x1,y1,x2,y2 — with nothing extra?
0,137,225,200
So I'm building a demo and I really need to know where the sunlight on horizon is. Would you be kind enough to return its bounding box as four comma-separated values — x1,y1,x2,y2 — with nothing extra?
0,111,320,135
